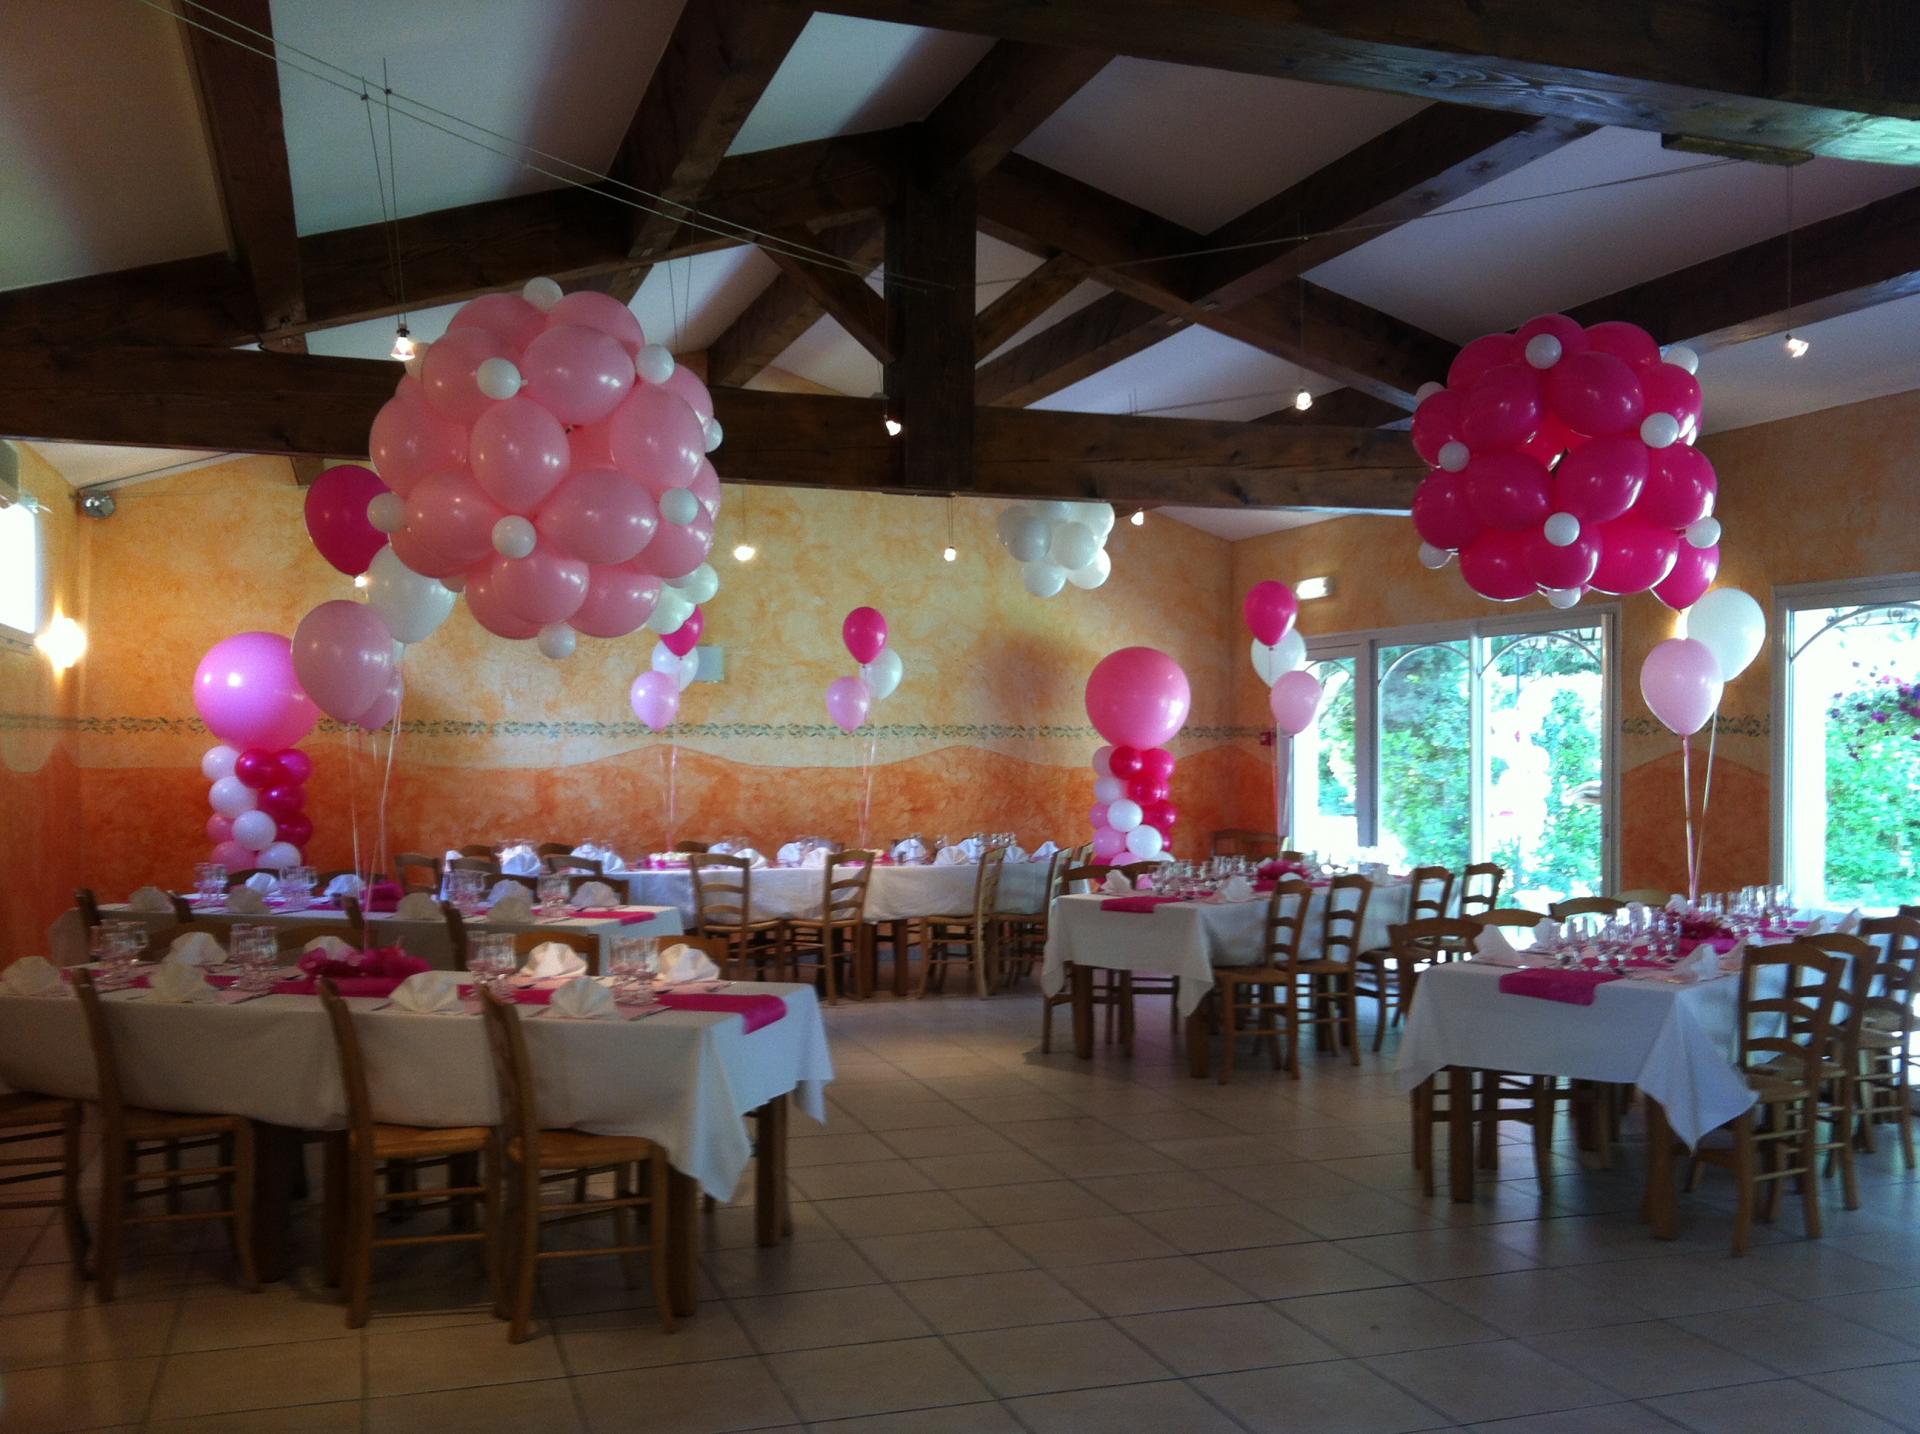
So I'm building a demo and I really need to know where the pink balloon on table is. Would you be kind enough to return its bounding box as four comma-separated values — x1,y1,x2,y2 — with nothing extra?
1269,670,1323,735
193,632,318,751
275,748,313,784
1459,364,1544,450
536,470,659,565
447,292,547,353
661,605,703,657
1521,527,1601,591
1583,320,1662,372
519,324,634,425
1553,433,1649,525
1085,647,1191,749
1457,529,1535,602
1140,747,1176,784
368,392,467,498
1463,451,1551,532
233,748,279,789
1547,351,1645,437
1639,362,1703,427
1109,746,1143,778
420,326,509,425
548,290,646,353
570,563,662,639
1588,515,1680,595
469,397,571,514
276,814,314,848
660,366,715,426
1641,637,1724,736
1409,389,1464,466
211,840,253,869
205,815,234,843
303,465,390,577
489,549,590,626
606,385,705,493
1411,472,1481,552
629,670,681,732
403,469,506,569
1653,542,1720,611
641,509,714,581
1447,332,1520,393
464,568,543,639
1632,444,1716,529
842,607,889,664
353,671,403,732
1515,313,1587,358
1242,581,1297,646
292,601,397,724
1091,826,1128,861
690,458,721,516
826,675,873,735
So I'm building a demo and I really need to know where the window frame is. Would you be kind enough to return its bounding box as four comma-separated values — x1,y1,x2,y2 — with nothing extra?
0,499,42,651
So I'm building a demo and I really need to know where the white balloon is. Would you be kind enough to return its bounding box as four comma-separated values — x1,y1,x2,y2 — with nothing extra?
367,492,406,533
258,842,302,870
232,809,277,852
670,562,720,604
647,586,693,635
1438,441,1470,472
1022,560,1067,598
1250,639,1283,686
676,651,700,691
1049,521,1098,571
1542,511,1582,547
995,505,1033,550
1031,501,1072,524
209,775,257,818
475,357,522,401
1093,776,1125,804
1524,334,1563,369
1065,548,1111,590
1544,587,1584,609
1683,587,1765,681
1007,515,1052,563
1640,412,1681,449
1107,798,1144,833
703,417,723,453
1663,344,1700,375
660,487,700,526
635,343,676,384
537,623,576,661
860,646,904,701
522,277,562,311
1686,516,1722,548
1092,745,1115,778
492,515,536,558
200,745,239,783
365,546,456,644
1417,542,1451,570
1274,628,1306,674
1081,502,1116,543
650,641,681,677
1414,381,1445,403
1125,823,1164,860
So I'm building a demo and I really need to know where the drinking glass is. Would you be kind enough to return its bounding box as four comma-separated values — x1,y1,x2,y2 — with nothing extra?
467,933,514,995
610,935,661,1005
537,874,571,920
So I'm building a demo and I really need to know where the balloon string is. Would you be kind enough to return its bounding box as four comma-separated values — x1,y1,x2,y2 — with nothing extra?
666,737,678,849
345,725,363,887
377,679,402,882
860,727,878,849
1277,733,1291,847
1680,732,1698,906
1694,718,1718,901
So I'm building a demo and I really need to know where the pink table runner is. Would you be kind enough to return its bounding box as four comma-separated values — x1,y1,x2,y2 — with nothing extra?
1099,895,1187,914
569,908,657,925
1497,968,1623,1005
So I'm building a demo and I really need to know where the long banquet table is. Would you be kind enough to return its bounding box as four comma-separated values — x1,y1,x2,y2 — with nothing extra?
610,859,1051,924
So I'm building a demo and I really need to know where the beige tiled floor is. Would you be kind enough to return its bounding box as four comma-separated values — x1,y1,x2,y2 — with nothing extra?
6,989,1920,1432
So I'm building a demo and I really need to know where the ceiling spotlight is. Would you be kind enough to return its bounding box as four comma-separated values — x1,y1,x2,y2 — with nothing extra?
1782,333,1810,358
1293,387,1313,412
732,542,757,563
77,491,115,520
1129,508,1145,527
872,391,903,437
34,613,86,671
390,323,415,362
884,415,904,437
942,545,957,563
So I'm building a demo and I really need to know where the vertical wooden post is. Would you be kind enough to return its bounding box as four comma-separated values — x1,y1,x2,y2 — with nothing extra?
885,124,976,492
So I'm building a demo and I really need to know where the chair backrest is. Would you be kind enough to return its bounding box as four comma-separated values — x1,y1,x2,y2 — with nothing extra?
544,853,603,875
478,990,543,1180
340,896,366,937
315,979,375,1150
1807,933,1875,1058
70,970,127,1126
1550,895,1624,921
1476,908,1548,929
823,852,877,925
1278,849,1306,865
535,842,575,857
458,844,497,859
1405,866,1454,922
441,900,469,968
394,853,442,892
1856,916,1920,1043
74,887,102,929
971,846,1008,925
1059,862,1111,894
561,873,611,897
691,853,753,931
1263,879,1313,968
673,839,711,854
1040,847,1072,910
448,856,499,876
1321,873,1374,964
1212,828,1280,859
1114,861,1159,885
1459,863,1504,916
1737,942,1844,1083
510,925,600,973
1616,887,1673,907
1389,916,1481,966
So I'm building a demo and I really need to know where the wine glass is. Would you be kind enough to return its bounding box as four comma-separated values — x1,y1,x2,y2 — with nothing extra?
537,874,570,921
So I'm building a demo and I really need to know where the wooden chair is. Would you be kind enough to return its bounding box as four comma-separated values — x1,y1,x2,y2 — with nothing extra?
1354,867,1454,1045
1458,862,1504,918
71,970,258,1300
449,856,500,878
1312,873,1373,1063
915,847,1007,998
394,852,443,893
672,840,711,855
542,853,604,876
785,853,875,1003
478,990,672,1342
535,842,577,859
0,1092,87,1273
75,887,103,929
1476,908,1550,931
1356,916,1479,1052
1038,861,1130,1054
1616,887,1673,907
1211,878,1312,1082
1847,916,1920,1166
315,979,497,1326
458,844,497,859
1412,1067,1563,1198
995,846,1069,991
691,854,786,980
442,900,471,970
1550,895,1624,921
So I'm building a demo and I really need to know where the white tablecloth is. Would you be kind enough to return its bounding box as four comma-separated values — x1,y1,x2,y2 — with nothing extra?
0,981,830,1200
611,862,1051,925
1041,883,1411,1017
1395,961,1753,1148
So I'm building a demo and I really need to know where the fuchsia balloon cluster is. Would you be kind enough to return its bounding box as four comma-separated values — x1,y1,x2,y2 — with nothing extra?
1409,317,1721,612
1085,649,1191,862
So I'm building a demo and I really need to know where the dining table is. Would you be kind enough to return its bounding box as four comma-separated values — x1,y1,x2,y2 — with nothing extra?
0,972,832,1315
608,859,1052,925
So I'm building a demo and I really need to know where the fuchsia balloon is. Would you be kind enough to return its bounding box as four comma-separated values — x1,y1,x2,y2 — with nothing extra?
1518,413,1578,468
661,605,703,657
520,324,634,425
1411,472,1481,550
842,607,889,664
420,326,508,425
292,601,396,724
1109,745,1143,779
1460,364,1544,450
1547,351,1644,436
825,675,873,734
403,469,506,569
1633,444,1716,529
548,290,646,352
1085,647,1191,749
259,783,305,820
1140,747,1176,784
469,397,570,513
629,670,681,732
1654,542,1720,611
1458,530,1535,602
233,748,279,789
1521,527,1601,590
1587,515,1680,595
1242,581,1298,646
277,814,315,848
570,564,661,639
1463,452,1551,531
1409,389,1464,466
1584,320,1662,372
448,292,546,352
368,392,467,497
1640,362,1703,428
489,549,589,626
536,469,658,565
1447,332,1520,393
1515,313,1587,357
194,632,318,751
1147,800,1178,831
303,465,390,577
1553,433,1649,525
1640,637,1723,736
276,749,313,783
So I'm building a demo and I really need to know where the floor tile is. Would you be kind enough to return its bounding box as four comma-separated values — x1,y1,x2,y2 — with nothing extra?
1076,1170,1237,1213
1645,1377,1904,1434
0,1299,177,1371
878,1125,1020,1159
786,1133,898,1168
1128,1199,1317,1254
1199,1241,1403,1300
365,1377,584,1433
169,1286,351,1352
143,1403,366,1434
1675,1300,1919,1375
0,1355,160,1432
789,1161,936,1201
704,1237,884,1298
1194,1358,1446,1434
1339,1227,1544,1282
997,1215,1180,1268
1053,1256,1253,1316
1464,1403,1685,1432
1804,1360,1920,1428
556,1306,755,1375
573,1354,798,1433
910,1151,1060,1189
814,1189,983,1238
948,1318,1169,1398
149,1336,363,1419
1279,1191,1446,1240
1114,1303,1341,1376
1033,1142,1181,1180
1562,1254,1784,1319
804,1403,1021,1433
766,1335,991,1421
1810,1286,1920,1342
854,1227,1033,1282
950,1180,1117,1226
894,1269,1099,1334
1427,1268,1650,1337
1283,1283,1504,1356
1008,1378,1244,1433
732,1283,929,1353
1527,1319,1775,1399
1366,1338,1613,1424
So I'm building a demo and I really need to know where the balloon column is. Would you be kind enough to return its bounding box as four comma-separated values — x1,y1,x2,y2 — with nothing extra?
828,608,906,848
1086,648,1191,862
1408,317,1720,610
193,632,320,870
994,501,1116,597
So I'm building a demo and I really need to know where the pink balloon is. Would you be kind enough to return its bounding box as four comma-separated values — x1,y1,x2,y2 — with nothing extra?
1463,452,1551,532
1242,581,1297,646
1654,542,1720,611
1515,313,1588,358
1633,444,1717,529
568,417,617,473
1521,526,1601,590
387,523,469,582
233,748,279,789
291,601,396,723
420,326,509,424
447,292,547,353
1518,413,1578,468
642,510,714,581
368,392,467,497
276,749,313,783
193,632,318,750
1584,320,1662,372
537,469,659,565
258,783,304,820
489,550,590,626
205,815,234,844
629,670,681,732
690,459,721,516
303,465,390,577
1459,364,1544,451
1640,637,1723,736
606,385,705,493
353,671,403,732
660,366,714,425
465,568,542,639
469,397,571,514
1269,669,1323,735
826,675,873,734
1110,746,1143,779
1447,333,1520,393
571,563,662,639
1458,530,1535,602
1640,362,1703,427
212,840,253,870
1546,350,1645,437
1588,515,1680,595
1085,647,1191,749
1091,826,1128,861
1089,803,1110,829
549,290,646,353
1409,389,1464,466
1554,433,1649,525
1410,472,1481,551
662,606,704,657
1140,747,1176,783
520,324,633,425
843,606,889,664
403,469,506,571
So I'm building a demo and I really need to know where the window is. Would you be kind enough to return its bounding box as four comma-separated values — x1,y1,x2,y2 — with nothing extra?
1292,655,1358,855
0,501,38,640
1778,578,1920,912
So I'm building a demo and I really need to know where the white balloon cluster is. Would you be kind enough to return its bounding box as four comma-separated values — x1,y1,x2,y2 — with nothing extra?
1248,629,1308,687
994,501,1116,597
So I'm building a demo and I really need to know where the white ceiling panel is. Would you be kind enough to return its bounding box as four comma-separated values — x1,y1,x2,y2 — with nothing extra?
1697,292,1920,435
1030,325,1336,421
630,246,781,353
25,442,230,490
767,313,884,399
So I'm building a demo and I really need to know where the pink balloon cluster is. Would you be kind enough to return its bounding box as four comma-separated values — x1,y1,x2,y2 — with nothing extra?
1085,648,1190,862
1409,317,1722,611
826,607,890,734
192,632,321,869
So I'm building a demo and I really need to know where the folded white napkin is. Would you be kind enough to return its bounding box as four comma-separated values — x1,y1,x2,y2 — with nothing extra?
957,837,985,860
657,942,720,985
1802,915,1828,936
1675,941,1727,981
776,841,804,866
1005,845,1029,863
128,886,175,913
735,848,767,869
166,931,226,966
225,887,268,914
2,956,63,997
571,843,603,860
489,893,535,925
1474,925,1519,962
149,962,217,1003
303,935,356,960
548,976,618,1020
893,838,927,863
489,878,528,903
1101,869,1134,896
244,872,276,893
391,971,463,1014
1218,875,1255,903
1028,840,1058,862
801,847,830,868
324,873,364,898
934,846,970,866
396,891,442,920
442,848,463,865
1533,919,1561,949
568,881,620,909
520,941,588,980
1837,908,1862,935
499,846,542,876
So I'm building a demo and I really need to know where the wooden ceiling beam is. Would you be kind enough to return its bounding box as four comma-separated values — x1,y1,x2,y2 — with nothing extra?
976,293,1186,406
812,0,1920,164
975,253,1083,357
706,220,886,387
761,227,892,364
921,41,1110,178
885,127,978,489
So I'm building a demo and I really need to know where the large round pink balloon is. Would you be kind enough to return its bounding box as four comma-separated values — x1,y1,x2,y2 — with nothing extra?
1459,364,1544,451
549,291,646,353
1269,670,1323,735
1409,389,1464,467
303,465,390,577
420,326,509,425
1588,515,1680,595
1242,581,1297,646
489,550,590,626
1546,351,1644,437
469,397,570,514
1640,362,1703,427
1515,313,1587,359
1521,527,1601,591
1584,320,1662,373
826,675,873,734
570,563,661,638
606,385,705,493
689,458,721,516
1553,433,1649,525
448,292,546,353
1458,530,1535,602
1633,444,1716,529
352,671,404,732
536,469,658,565
387,523,468,581
1640,637,1723,736
1411,472,1481,551
1462,451,1551,532
291,602,396,723
368,392,467,497
642,509,713,581
1085,647,1191,749
661,366,714,425
1447,332,1520,393
193,632,318,750
464,568,542,639
403,469,506,570
629,670,681,732
520,324,633,425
